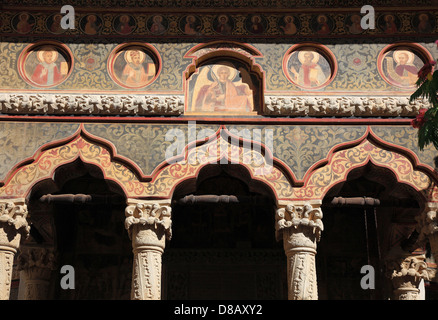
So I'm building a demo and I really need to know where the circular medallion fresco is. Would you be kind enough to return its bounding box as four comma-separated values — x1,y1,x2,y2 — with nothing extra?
378,44,433,89
283,44,336,90
11,12,36,34
18,42,73,88
107,44,160,89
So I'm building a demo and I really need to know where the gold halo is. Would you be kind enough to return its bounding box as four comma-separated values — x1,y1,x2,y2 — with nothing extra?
36,46,58,63
297,50,320,64
217,15,229,23
124,49,146,64
211,62,237,81
393,50,415,64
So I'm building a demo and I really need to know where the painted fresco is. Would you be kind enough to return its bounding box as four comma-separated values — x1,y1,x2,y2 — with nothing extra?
148,15,169,35
1,41,435,92
113,14,137,35
187,60,258,114
79,14,103,35
3,10,436,37
11,12,35,34
179,15,203,36
108,46,157,89
285,48,332,89
379,48,424,88
278,15,300,35
20,44,71,87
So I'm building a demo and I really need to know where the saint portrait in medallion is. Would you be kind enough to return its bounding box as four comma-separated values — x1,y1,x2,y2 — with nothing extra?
108,45,158,89
286,49,332,89
380,49,426,88
19,44,71,87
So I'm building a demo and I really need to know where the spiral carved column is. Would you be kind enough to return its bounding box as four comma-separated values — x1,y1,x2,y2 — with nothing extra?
125,199,172,300
0,199,30,300
275,200,323,300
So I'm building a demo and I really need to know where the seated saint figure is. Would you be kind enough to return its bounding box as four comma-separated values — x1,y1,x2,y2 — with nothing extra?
194,64,253,113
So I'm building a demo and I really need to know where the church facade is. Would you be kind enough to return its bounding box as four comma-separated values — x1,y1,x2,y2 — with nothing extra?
1,0,438,300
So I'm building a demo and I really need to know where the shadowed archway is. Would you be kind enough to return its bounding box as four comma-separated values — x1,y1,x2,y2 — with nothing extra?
317,162,424,300
23,159,132,300
163,164,287,300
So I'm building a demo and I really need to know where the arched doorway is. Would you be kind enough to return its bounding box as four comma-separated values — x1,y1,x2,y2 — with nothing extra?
317,163,424,300
163,164,287,300
24,159,131,299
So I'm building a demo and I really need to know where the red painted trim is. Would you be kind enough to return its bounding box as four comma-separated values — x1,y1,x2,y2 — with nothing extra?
0,115,414,125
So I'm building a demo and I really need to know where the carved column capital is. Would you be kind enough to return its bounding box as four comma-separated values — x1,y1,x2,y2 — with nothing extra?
0,199,30,250
386,247,431,300
125,199,172,300
16,246,57,274
125,199,172,249
16,246,57,300
275,200,324,252
0,199,29,300
276,200,323,300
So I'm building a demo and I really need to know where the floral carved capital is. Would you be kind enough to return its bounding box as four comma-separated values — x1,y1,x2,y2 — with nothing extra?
125,199,172,241
275,201,324,245
386,251,431,300
0,199,30,240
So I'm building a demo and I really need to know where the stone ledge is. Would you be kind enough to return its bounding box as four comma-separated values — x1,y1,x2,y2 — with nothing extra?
264,96,430,117
0,93,429,117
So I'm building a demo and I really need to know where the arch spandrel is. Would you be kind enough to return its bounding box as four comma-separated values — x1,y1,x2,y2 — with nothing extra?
292,128,437,202
0,125,296,203
144,127,295,202
0,127,144,200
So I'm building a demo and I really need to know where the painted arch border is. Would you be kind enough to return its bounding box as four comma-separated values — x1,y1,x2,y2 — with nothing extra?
0,124,146,200
1,124,437,205
0,124,297,204
292,126,438,202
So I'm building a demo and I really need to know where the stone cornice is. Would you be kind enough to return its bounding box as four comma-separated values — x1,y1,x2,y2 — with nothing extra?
0,93,428,117
265,96,430,117
0,93,184,116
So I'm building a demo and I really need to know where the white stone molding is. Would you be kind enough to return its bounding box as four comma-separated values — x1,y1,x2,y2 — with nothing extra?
275,200,323,300
125,199,172,300
385,247,431,300
0,93,428,117
0,93,184,116
0,199,29,300
265,96,430,117
16,246,56,300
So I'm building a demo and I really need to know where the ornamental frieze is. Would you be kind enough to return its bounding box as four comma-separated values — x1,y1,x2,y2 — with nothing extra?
0,93,430,117
1,9,437,38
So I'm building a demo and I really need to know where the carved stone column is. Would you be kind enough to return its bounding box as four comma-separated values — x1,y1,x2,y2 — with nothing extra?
125,199,172,300
275,200,323,300
16,246,56,300
415,202,438,263
386,247,431,300
0,199,30,300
